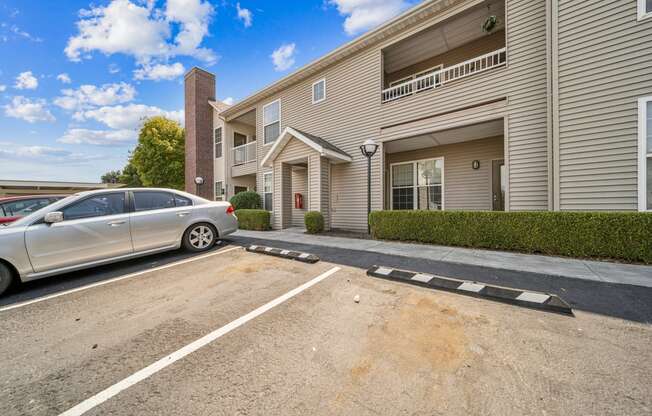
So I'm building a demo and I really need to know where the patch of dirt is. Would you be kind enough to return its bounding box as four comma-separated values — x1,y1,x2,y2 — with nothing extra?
352,293,469,378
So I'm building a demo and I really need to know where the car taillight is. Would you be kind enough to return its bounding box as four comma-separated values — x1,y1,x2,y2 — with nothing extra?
226,205,235,215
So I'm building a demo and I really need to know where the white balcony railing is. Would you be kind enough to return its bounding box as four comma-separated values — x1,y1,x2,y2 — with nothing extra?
381,48,507,103
233,141,256,165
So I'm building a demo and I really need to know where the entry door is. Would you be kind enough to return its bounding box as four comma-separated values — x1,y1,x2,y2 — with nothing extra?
25,192,132,273
492,159,505,211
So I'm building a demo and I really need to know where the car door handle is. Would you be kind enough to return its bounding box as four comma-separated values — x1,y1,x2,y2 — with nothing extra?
177,212,191,217
108,220,126,226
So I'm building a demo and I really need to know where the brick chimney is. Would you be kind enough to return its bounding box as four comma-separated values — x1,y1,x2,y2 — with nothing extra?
185,67,215,199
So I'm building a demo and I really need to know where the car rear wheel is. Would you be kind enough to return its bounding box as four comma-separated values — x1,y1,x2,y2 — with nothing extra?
0,262,14,297
182,223,217,252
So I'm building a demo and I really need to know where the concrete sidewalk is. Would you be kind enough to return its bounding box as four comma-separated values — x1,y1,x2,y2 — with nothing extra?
233,228,652,288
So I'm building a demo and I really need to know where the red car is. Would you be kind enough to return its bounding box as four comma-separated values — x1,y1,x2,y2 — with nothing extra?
0,195,65,225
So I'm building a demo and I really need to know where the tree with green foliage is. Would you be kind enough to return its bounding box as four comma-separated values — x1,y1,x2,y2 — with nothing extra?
130,116,185,189
118,160,143,187
101,170,121,184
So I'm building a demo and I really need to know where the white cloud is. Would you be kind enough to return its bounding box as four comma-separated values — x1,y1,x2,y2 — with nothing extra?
58,128,137,146
165,0,216,63
0,144,103,164
9,25,43,42
76,104,183,130
271,43,296,72
134,62,185,81
14,71,38,90
57,73,72,84
4,96,55,123
222,97,235,105
329,0,409,36
0,85,6,92
65,0,217,66
236,3,252,28
54,82,136,111
108,63,121,74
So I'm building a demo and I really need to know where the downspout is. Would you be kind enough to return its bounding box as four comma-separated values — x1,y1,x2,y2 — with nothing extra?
549,0,561,211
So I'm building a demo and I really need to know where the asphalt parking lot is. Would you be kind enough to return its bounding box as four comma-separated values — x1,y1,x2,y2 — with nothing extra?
1,241,651,416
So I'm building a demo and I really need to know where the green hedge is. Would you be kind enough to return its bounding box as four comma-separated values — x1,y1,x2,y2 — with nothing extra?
305,211,324,234
230,191,261,210
369,210,652,263
236,209,270,231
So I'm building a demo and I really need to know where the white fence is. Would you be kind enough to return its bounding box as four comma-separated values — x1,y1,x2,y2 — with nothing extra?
381,48,507,103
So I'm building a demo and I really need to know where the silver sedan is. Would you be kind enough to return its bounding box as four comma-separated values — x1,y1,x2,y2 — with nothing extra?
0,188,238,296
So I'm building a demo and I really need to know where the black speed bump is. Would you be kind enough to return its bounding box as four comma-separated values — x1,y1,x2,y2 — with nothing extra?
367,265,573,315
246,244,319,264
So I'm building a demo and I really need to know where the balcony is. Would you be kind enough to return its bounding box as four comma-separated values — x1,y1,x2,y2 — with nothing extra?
381,48,506,103
233,141,256,166
231,141,257,177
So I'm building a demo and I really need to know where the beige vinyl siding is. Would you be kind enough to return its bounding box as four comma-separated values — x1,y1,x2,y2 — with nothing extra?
386,136,504,210
241,0,549,231
556,0,652,211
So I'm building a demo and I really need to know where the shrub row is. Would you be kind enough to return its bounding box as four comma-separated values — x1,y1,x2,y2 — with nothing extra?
236,209,270,231
369,210,652,263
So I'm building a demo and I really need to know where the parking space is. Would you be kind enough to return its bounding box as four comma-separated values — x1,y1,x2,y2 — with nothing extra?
1,245,651,416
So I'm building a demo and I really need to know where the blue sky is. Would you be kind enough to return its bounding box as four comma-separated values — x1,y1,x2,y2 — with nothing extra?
0,0,414,182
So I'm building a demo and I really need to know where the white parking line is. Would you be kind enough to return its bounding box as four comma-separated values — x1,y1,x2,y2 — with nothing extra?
58,266,341,416
0,246,243,313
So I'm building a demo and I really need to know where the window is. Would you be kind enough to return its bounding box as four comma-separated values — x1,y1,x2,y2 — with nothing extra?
263,173,273,211
215,181,224,201
63,193,126,220
263,100,280,144
174,194,193,207
234,132,247,147
391,158,443,211
214,127,222,158
639,0,652,20
639,97,652,211
134,192,175,212
312,79,326,104
0,198,54,218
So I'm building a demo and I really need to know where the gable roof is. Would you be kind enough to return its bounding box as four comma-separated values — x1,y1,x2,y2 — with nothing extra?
220,0,453,119
261,127,353,167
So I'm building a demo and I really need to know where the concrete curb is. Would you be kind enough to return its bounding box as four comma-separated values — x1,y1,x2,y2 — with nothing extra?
246,245,320,264
367,265,573,315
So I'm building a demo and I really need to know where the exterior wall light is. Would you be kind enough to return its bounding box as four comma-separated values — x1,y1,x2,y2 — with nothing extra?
472,160,480,170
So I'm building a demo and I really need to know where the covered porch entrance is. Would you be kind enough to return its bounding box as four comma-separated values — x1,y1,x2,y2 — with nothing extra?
262,127,352,230
383,118,506,212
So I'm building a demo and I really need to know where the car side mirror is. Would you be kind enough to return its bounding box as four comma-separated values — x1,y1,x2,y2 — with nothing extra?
44,212,64,224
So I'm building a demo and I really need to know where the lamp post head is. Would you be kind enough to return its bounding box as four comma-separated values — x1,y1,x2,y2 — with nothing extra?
360,138,379,158
194,176,204,185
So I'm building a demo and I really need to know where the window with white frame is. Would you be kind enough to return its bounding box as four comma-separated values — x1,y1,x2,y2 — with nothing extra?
639,0,652,20
312,79,326,104
639,96,652,211
214,127,222,158
263,172,273,211
263,100,280,144
215,181,224,201
391,158,443,211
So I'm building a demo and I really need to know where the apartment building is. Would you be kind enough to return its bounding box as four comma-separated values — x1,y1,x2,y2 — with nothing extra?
185,0,652,232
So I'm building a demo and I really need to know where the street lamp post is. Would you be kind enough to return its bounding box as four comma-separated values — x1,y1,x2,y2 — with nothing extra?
359,138,379,234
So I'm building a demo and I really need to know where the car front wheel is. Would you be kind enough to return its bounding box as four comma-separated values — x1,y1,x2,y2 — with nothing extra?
182,223,217,252
0,262,14,297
